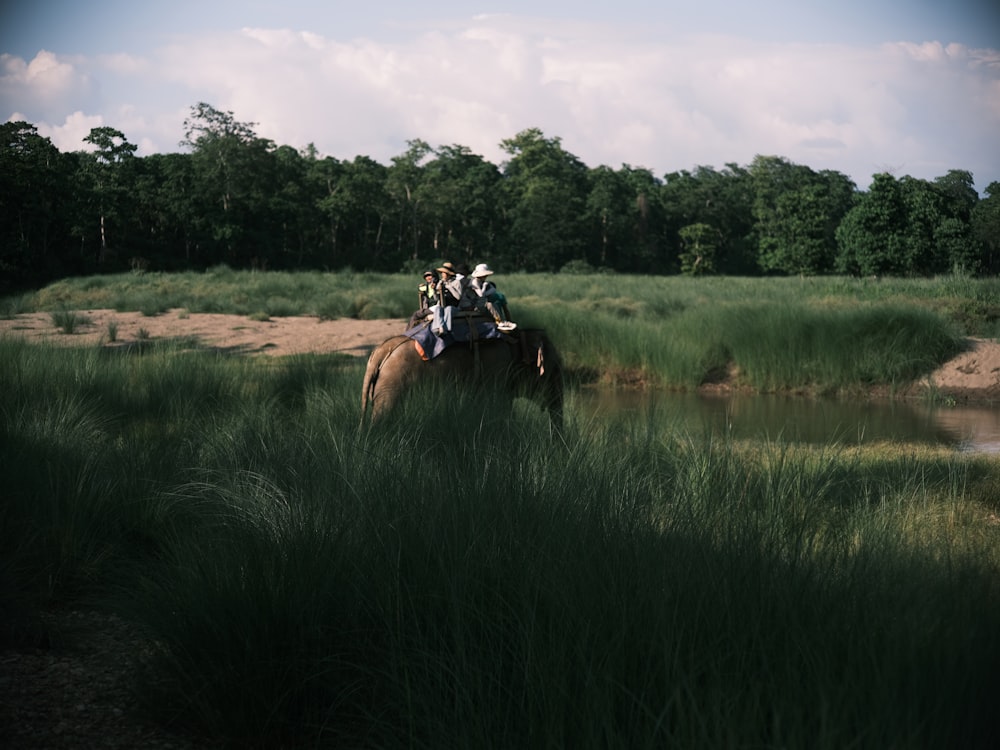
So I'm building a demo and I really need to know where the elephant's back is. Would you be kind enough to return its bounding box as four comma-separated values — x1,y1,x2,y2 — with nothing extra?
370,335,427,372
370,334,414,359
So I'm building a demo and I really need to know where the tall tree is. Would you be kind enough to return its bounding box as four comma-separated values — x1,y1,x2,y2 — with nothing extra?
181,102,275,266
661,164,755,275
267,144,315,268
838,171,983,277
80,126,137,263
749,155,854,275
971,181,1000,273
418,144,503,265
616,165,667,272
583,164,667,272
0,121,71,285
933,170,980,272
677,223,720,275
387,139,431,262
328,156,391,269
138,153,205,267
585,165,633,269
835,173,908,275
934,170,979,223
311,155,348,267
499,128,590,271
901,174,982,274
898,176,948,273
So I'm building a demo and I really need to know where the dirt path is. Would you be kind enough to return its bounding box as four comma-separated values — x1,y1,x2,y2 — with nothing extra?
2,309,999,402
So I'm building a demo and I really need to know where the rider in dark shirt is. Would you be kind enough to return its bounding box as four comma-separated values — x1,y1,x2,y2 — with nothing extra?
470,263,516,331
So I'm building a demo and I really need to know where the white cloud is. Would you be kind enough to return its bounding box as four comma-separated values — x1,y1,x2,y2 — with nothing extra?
1,50,96,122
2,16,998,189
36,110,104,152
22,50,76,89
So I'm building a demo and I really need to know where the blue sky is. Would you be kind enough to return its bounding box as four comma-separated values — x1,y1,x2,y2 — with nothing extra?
2,1,998,191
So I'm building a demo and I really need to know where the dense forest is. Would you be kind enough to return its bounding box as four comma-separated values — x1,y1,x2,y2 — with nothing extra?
3,102,999,289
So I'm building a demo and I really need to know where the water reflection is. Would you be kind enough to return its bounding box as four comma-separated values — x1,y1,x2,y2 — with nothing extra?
574,389,1000,455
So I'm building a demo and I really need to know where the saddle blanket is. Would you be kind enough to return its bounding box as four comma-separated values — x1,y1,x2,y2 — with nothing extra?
404,319,506,360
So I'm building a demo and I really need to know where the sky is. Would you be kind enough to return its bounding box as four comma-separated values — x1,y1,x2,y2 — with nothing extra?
2,0,999,192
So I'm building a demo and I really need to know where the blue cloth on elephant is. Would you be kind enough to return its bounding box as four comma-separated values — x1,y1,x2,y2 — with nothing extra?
404,317,506,360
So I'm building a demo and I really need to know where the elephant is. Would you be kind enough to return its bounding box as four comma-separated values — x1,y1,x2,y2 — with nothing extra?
360,328,564,431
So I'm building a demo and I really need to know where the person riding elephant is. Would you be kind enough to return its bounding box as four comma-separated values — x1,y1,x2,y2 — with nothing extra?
430,261,476,336
469,263,516,332
408,269,438,328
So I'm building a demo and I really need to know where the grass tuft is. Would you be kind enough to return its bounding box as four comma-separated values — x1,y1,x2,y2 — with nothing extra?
50,309,91,334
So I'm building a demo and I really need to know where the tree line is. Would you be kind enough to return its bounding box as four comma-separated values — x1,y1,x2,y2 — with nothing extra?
3,102,999,289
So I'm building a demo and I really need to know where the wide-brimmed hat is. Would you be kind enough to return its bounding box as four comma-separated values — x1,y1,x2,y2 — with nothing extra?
471,263,495,278
422,269,435,278
436,262,457,276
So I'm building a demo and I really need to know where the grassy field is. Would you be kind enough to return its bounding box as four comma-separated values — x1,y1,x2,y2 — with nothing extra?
5,268,998,394
0,275,1000,749
3,271,1000,747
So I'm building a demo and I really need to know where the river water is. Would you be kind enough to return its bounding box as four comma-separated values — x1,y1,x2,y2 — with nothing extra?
574,389,1000,455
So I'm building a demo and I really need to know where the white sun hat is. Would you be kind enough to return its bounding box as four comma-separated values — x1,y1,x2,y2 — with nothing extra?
471,263,495,278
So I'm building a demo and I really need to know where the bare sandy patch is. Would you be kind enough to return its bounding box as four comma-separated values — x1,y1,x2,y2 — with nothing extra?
904,337,1000,403
0,309,409,358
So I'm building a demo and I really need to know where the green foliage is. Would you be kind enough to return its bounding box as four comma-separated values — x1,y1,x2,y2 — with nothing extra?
583,164,662,271
662,164,758,275
0,122,77,288
750,155,855,275
3,109,997,287
836,172,987,276
972,181,1000,274
414,143,503,265
677,222,719,275
500,129,593,270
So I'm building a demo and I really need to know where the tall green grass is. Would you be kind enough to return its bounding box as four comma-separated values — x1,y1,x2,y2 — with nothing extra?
26,267,418,320
522,296,963,392
6,270,985,393
2,338,998,747
17,269,1000,330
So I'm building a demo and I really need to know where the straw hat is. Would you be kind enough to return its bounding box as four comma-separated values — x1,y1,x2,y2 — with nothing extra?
436,262,457,277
